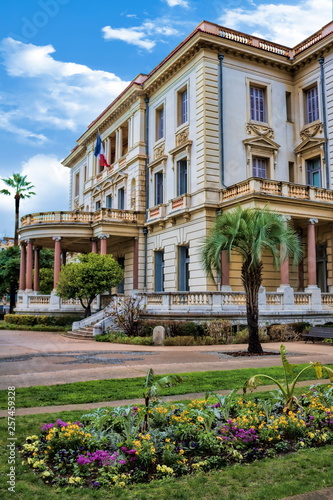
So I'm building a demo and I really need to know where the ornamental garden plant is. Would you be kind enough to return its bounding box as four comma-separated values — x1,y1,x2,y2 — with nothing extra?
20,349,333,491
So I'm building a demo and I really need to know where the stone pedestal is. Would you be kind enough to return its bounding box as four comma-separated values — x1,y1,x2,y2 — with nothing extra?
153,326,165,345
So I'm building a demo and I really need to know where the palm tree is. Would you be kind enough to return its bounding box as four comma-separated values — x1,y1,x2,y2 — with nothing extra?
202,206,302,354
0,174,36,245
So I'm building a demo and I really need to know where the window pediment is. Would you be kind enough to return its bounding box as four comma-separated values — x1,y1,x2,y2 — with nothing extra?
294,137,326,155
243,136,280,151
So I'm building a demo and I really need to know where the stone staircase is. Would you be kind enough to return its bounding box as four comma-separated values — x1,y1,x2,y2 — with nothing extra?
62,325,95,340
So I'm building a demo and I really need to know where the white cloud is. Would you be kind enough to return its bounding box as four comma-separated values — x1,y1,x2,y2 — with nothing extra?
0,38,130,142
102,26,156,50
102,19,179,51
219,0,331,46
165,0,189,7
0,154,70,237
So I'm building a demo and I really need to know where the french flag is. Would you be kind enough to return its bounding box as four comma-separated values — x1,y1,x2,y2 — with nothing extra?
94,131,110,167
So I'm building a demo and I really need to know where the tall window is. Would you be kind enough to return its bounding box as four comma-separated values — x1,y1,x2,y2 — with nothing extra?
178,246,189,291
74,172,80,197
155,251,164,292
177,87,188,126
306,157,321,187
117,257,125,294
154,171,163,205
156,105,164,141
105,194,112,209
250,86,266,122
118,188,125,210
177,159,187,196
95,200,101,210
305,86,319,123
252,157,267,178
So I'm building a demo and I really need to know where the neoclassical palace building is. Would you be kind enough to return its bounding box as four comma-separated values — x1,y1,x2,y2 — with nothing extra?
16,20,333,325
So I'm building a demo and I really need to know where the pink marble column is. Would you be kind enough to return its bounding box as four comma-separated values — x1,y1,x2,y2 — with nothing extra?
33,247,41,292
307,218,318,286
19,243,26,291
220,250,230,287
26,240,33,291
91,238,98,253
53,237,62,288
280,255,289,285
133,237,139,289
99,235,109,255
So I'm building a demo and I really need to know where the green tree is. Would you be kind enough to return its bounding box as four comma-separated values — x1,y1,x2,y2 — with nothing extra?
0,246,20,313
201,206,302,353
0,173,36,245
56,252,124,317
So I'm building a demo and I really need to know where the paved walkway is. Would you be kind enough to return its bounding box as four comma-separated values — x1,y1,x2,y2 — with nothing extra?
1,331,332,391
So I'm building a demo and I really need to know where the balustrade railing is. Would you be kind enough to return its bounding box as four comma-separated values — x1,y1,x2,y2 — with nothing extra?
21,208,143,228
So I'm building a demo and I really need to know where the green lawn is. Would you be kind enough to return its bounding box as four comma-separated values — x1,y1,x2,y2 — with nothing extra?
1,363,331,409
0,410,332,499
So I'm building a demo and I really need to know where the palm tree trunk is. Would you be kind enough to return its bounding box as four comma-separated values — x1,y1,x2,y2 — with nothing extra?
241,260,263,354
14,195,20,246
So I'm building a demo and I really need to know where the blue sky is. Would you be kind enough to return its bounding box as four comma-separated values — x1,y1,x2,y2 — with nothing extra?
0,0,332,238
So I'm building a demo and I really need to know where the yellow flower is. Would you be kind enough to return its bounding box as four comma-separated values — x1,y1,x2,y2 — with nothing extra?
197,416,204,423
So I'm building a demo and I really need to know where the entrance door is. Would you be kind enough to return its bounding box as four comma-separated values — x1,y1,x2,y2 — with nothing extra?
316,244,327,292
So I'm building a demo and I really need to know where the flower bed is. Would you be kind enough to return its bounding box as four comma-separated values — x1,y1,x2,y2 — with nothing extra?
20,385,333,489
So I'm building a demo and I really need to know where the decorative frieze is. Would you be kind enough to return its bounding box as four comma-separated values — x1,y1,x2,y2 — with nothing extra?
246,123,274,138
300,122,323,140
175,127,189,147
154,143,165,160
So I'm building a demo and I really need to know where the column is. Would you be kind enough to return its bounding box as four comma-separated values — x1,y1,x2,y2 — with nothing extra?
19,243,26,291
53,237,62,289
280,257,289,285
307,218,318,286
25,240,33,291
279,215,291,286
99,235,109,255
133,237,139,290
33,247,41,292
91,238,98,253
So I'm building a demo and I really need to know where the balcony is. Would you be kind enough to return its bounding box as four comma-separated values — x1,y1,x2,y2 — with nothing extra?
221,178,333,214
21,209,144,228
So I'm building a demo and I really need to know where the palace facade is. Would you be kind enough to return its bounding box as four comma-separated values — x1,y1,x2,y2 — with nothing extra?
16,20,333,324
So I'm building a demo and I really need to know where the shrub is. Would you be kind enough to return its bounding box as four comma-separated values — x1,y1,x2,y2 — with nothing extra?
267,323,305,342
0,322,70,332
4,314,81,327
141,320,207,338
108,296,143,336
95,332,154,345
206,320,232,344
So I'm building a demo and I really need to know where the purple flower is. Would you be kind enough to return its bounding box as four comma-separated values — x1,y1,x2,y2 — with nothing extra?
56,419,68,427
309,416,315,421
121,446,128,452
40,423,54,431
119,459,127,465
127,449,136,455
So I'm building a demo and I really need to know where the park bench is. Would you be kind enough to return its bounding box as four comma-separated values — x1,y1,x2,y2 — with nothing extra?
301,327,333,344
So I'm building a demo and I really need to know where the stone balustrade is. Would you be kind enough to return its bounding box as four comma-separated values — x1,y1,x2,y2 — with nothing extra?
21,208,143,228
221,178,333,204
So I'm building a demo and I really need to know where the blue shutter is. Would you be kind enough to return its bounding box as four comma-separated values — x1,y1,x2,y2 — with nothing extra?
177,160,187,196
155,251,164,292
178,246,189,291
